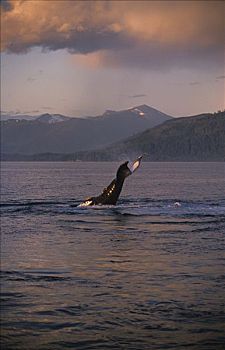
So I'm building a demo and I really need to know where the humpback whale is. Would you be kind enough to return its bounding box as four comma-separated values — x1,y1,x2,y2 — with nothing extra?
78,156,142,207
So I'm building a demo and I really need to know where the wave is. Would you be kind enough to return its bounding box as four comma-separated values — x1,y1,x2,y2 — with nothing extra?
1,198,225,218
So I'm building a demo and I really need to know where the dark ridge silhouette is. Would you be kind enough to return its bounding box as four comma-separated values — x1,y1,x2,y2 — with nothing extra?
1,111,224,162
1,105,172,154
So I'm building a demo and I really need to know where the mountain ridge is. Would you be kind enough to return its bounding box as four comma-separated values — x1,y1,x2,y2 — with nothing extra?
1,104,172,154
2,111,224,162
75,111,225,161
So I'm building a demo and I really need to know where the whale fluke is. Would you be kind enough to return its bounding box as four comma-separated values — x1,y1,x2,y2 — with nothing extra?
78,156,142,207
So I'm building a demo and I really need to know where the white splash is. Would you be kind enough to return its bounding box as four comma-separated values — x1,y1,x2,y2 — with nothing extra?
78,200,93,207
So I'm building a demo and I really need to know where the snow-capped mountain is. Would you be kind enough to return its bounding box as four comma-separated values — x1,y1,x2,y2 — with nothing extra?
99,104,170,121
128,104,169,118
1,104,173,154
35,113,70,123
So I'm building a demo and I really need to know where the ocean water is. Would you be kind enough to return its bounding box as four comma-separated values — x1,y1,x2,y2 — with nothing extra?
1,161,225,350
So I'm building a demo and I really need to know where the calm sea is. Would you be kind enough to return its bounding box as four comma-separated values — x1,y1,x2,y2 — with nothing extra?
1,162,225,350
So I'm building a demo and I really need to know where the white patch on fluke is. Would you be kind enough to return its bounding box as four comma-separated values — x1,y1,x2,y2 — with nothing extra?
128,156,142,173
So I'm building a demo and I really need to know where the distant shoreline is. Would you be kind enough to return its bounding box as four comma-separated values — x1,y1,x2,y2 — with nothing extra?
1,157,224,163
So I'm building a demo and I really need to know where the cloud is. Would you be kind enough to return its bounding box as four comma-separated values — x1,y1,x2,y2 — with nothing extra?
1,1,224,69
189,81,200,86
41,106,53,110
27,77,36,83
216,75,225,80
1,0,12,11
129,94,147,98
1,1,131,53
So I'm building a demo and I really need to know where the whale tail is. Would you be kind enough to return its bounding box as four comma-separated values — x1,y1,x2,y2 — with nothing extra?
78,155,143,207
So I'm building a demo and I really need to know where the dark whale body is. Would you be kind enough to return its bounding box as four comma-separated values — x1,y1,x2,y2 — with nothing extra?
78,157,142,207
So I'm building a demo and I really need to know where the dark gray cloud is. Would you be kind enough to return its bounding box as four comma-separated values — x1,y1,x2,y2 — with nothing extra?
129,94,147,98
6,28,132,55
216,75,225,80
0,0,13,12
189,81,200,86
50,30,132,54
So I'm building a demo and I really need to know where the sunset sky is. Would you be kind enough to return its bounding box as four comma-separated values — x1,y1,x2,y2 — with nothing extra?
1,0,224,117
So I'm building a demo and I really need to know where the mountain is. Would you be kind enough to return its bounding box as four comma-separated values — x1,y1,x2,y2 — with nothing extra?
72,111,224,161
0,114,37,121
0,112,70,122
2,111,224,162
35,113,70,123
98,104,170,121
1,105,172,154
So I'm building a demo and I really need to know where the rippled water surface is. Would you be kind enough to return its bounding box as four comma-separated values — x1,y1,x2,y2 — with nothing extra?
1,162,225,350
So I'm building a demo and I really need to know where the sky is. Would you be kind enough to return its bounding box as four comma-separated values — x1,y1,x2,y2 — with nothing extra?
1,0,225,117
